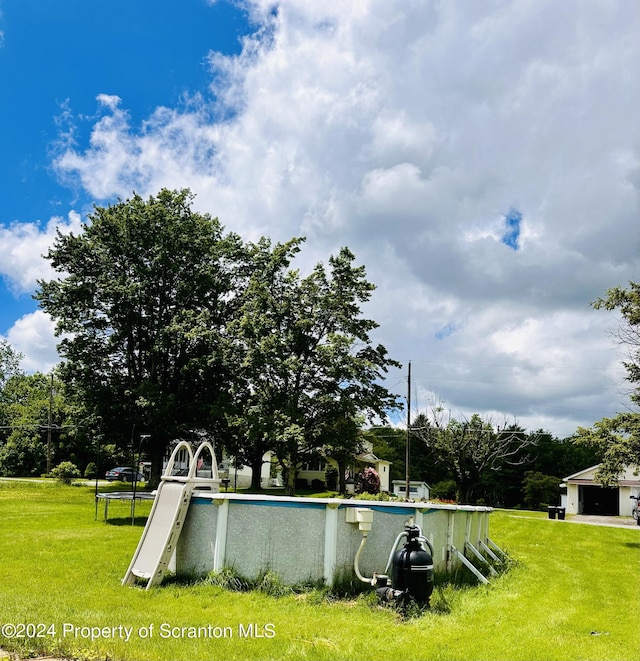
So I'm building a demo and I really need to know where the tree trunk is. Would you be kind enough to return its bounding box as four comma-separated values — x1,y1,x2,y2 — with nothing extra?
149,439,168,489
457,482,474,505
337,459,347,494
284,453,297,496
249,450,264,491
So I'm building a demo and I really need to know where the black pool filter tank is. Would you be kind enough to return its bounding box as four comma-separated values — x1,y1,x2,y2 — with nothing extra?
390,525,434,605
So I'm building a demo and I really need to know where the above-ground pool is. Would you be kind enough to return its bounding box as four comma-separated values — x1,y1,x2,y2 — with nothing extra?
175,492,498,586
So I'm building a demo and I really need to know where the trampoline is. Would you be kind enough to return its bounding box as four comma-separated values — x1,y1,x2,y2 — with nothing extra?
96,491,156,522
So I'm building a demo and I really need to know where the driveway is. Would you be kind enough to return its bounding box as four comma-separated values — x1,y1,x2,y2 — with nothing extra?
568,514,639,529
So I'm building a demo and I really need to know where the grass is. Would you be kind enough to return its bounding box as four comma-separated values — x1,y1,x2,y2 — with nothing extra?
0,480,638,661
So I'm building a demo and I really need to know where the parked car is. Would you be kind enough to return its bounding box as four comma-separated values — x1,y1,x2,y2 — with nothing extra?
105,467,144,482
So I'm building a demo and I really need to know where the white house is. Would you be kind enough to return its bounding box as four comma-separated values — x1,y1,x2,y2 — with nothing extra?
218,452,277,490
561,464,640,516
217,440,391,492
392,480,430,501
298,446,391,492
349,449,391,493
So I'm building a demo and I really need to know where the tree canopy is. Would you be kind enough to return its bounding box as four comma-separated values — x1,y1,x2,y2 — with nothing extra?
35,189,400,488
574,281,640,484
36,189,247,482
225,237,401,493
0,340,22,390
410,411,537,503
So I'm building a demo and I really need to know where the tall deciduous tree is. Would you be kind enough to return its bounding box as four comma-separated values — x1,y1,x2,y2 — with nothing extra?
36,189,246,483
0,372,69,476
412,411,536,503
228,238,400,494
574,282,640,483
0,339,24,442
0,340,22,390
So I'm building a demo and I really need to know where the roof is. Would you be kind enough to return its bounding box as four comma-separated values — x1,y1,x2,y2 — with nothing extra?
563,464,601,481
564,463,640,486
356,452,390,465
392,480,430,488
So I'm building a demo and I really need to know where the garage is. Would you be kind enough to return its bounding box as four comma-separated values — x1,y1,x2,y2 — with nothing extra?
562,464,640,516
579,485,619,516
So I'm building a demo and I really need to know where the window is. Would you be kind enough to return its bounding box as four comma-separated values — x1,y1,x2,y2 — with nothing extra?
301,460,325,472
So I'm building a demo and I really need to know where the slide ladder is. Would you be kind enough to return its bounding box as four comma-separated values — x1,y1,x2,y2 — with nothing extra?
122,440,219,589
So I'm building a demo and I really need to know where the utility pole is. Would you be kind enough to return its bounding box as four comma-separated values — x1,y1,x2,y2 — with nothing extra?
46,372,54,474
405,361,411,501
94,415,103,521
131,431,150,525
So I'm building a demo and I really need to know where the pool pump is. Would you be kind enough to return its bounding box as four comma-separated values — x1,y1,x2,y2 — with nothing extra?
376,524,434,606
352,515,434,607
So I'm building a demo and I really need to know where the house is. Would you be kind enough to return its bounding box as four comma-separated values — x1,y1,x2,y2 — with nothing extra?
218,452,278,490
561,464,640,516
298,444,391,492
392,480,430,501
216,440,392,492
349,448,391,493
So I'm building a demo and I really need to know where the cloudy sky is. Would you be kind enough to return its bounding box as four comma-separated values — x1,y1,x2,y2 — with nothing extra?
1,0,638,438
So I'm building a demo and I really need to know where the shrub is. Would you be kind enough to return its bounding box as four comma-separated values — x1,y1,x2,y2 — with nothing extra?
431,479,457,500
325,467,338,490
84,462,97,479
355,467,380,495
353,491,397,502
295,477,309,490
50,461,81,485
0,434,47,476
311,478,325,490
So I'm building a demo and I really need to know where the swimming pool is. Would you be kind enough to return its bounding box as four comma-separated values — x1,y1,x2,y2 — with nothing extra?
175,492,496,586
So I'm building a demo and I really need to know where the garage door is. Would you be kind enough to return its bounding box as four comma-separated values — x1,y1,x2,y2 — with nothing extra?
580,485,619,515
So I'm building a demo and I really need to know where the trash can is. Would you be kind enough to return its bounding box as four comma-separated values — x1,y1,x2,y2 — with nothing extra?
556,507,565,520
547,506,557,519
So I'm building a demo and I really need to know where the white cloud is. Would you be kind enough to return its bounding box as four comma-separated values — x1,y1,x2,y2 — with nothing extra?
3,310,59,374
48,0,640,436
0,211,81,374
0,211,82,295
96,93,122,111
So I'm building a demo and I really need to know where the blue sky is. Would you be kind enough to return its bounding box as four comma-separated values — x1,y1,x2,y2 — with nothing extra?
1,1,638,437
0,0,247,222
0,0,250,330
501,208,521,251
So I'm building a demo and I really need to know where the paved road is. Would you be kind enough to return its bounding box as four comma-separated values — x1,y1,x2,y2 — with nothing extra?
0,477,50,483
0,477,112,487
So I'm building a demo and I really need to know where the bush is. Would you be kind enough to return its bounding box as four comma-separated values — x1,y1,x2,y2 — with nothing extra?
84,462,97,479
50,461,81,485
311,478,325,490
355,467,380,495
353,491,397,502
431,479,457,500
325,467,338,491
0,434,47,477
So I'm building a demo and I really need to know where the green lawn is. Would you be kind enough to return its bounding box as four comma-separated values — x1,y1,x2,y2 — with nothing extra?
0,480,638,661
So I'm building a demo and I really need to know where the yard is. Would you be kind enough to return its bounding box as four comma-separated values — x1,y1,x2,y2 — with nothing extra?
0,479,638,661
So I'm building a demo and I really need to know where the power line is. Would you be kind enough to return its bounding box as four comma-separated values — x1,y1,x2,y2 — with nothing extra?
391,358,622,372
